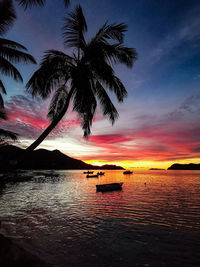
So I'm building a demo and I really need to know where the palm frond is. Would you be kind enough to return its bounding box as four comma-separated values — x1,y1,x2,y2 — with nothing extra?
90,59,114,83
26,50,73,98
104,43,137,68
0,57,23,82
71,66,97,137
0,38,27,50
0,80,6,94
92,61,127,102
0,46,36,64
87,40,137,68
0,0,16,35
93,23,127,43
0,94,4,108
107,76,127,102
63,5,87,51
95,80,119,124
64,0,70,7
16,0,70,9
47,85,69,120
16,0,45,9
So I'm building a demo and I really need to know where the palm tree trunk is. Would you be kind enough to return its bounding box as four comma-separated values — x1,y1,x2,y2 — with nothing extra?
26,88,74,152
26,116,62,151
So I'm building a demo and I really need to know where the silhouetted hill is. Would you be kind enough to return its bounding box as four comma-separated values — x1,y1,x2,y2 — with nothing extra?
99,164,124,170
0,145,124,170
168,163,200,170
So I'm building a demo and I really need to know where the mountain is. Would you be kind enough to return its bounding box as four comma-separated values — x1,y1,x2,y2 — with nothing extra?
0,145,124,170
168,163,200,170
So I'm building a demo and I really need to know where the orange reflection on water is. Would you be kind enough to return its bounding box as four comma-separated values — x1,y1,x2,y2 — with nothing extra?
77,169,200,231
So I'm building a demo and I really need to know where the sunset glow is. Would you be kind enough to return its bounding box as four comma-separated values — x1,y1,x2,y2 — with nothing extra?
2,0,200,169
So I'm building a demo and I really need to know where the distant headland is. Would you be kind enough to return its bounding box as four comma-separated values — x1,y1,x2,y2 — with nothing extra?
0,145,124,171
168,163,200,170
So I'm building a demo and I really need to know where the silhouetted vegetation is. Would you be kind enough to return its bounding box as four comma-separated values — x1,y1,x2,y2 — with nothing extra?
0,0,36,144
0,145,124,171
16,0,70,9
168,163,200,170
25,5,137,151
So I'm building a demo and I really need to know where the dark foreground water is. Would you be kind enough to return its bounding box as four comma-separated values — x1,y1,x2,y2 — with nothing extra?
0,170,200,266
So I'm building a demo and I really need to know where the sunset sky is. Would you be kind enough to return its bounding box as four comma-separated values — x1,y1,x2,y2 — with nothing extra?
2,0,200,169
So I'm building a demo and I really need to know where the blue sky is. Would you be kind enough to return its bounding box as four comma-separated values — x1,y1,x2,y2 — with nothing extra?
2,0,200,168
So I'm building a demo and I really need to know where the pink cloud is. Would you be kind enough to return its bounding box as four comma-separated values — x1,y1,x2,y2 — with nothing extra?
2,92,200,165
2,95,80,139
80,121,200,163
89,134,133,144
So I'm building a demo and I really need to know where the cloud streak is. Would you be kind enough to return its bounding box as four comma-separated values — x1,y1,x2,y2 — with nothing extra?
2,91,200,167
2,94,80,140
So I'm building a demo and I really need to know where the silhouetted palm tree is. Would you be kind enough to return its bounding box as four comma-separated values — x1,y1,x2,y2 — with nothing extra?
26,5,137,151
0,0,36,143
16,0,70,9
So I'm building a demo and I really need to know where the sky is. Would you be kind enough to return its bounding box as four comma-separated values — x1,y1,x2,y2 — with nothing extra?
2,0,200,169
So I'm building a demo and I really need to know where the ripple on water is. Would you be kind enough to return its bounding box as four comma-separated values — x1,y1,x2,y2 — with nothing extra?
0,170,200,266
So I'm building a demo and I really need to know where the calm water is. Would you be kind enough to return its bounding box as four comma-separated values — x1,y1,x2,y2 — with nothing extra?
0,170,200,266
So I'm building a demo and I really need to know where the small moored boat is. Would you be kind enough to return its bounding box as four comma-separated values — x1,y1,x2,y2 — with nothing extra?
97,172,105,176
87,174,99,178
96,182,123,192
123,170,133,174
83,171,94,174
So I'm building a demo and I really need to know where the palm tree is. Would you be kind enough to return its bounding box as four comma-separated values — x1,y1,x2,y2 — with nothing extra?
26,5,137,152
0,0,36,143
16,0,70,9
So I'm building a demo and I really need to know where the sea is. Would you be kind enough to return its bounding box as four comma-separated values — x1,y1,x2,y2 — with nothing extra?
0,169,199,266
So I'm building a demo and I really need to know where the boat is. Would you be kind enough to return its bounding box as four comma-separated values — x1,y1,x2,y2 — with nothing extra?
83,171,94,174
97,172,105,176
123,170,133,174
96,182,123,192
86,174,99,178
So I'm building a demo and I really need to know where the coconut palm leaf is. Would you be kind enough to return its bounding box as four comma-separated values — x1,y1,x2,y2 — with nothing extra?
16,0,70,9
0,0,16,35
95,80,119,123
0,45,37,64
0,38,27,50
0,80,6,95
27,50,73,98
63,5,87,51
93,22,127,43
47,85,69,120
0,57,23,82
16,0,45,9
0,94,5,108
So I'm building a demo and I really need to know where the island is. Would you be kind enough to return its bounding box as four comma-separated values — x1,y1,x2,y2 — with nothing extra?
168,163,200,170
0,145,124,171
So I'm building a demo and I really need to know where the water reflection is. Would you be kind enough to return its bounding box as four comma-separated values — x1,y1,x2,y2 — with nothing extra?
0,170,200,266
